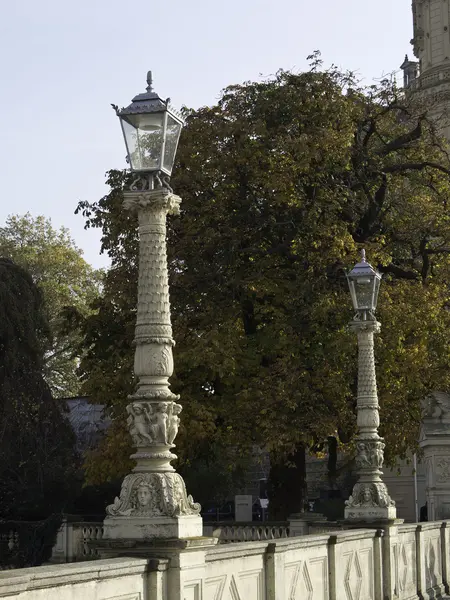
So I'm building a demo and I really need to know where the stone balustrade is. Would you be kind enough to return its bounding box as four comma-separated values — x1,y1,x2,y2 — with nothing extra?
203,521,290,543
2,520,291,566
1,520,450,599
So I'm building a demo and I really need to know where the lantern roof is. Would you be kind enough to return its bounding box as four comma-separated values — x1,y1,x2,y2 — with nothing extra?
113,71,182,121
347,250,381,280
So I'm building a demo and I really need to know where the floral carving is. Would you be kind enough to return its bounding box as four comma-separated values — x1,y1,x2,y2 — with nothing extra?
135,337,175,346
436,458,450,483
130,389,179,401
154,346,172,376
123,190,181,215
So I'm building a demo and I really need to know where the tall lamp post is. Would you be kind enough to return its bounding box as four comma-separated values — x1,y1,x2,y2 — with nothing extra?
102,72,202,541
344,250,396,522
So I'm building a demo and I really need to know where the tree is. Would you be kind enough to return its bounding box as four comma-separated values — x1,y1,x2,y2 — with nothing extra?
0,258,78,520
76,56,450,516
0,214,102,397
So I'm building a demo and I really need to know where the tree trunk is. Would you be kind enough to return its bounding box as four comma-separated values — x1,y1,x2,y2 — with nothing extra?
327,436,338,490
267,444,307,520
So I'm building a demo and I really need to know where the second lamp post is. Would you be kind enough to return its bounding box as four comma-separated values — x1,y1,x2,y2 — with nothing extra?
344,250,396,522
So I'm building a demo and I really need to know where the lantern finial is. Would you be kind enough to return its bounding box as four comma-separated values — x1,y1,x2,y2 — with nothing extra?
361,249,366,263
146,71,153,92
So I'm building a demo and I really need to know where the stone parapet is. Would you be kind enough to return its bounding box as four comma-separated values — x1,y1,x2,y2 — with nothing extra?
4,520,450,599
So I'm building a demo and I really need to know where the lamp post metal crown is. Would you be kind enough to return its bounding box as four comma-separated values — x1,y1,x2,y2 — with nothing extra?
344,250,396,522
102,72,202,543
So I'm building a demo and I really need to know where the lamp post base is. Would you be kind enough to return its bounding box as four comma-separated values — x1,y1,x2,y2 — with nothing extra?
102,514,203,540
344,505,397,522
103,471,202,540
344,480,396,523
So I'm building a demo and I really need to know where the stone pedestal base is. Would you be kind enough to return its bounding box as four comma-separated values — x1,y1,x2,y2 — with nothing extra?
103,515,203,541
289,512,326,536
94,535,216,560
344,505,397,522
92,536,217,598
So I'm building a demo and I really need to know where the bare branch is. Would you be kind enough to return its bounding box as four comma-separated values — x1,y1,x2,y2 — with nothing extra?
378,263,419,280
383,162,450,177
376,114,426,156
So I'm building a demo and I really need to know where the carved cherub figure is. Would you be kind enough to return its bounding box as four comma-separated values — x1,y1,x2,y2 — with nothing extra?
355,442,371,468
152,402,169,443
127,403,153,445
371,443,384,468
167,403,182,444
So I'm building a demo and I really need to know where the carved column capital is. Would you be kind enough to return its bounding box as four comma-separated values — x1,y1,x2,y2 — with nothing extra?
349,318,381,335
123,189,181,216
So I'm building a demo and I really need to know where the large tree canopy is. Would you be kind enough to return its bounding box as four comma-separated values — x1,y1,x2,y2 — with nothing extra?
0,214,102,397
0,258,78,519
77,58,450,515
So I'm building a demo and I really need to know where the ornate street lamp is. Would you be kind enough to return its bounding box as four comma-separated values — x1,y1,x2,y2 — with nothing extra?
344,250,396,522
114,71,183,186
102,72,202,542
346,250,381,320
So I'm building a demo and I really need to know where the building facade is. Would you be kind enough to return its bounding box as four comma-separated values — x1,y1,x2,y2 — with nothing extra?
403,0,450,136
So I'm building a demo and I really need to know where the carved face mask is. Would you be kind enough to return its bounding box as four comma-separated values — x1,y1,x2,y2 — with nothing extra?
137,485,151,507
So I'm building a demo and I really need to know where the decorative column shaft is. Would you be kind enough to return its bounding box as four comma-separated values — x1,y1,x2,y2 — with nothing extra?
103,188,202,541
345,319,397,522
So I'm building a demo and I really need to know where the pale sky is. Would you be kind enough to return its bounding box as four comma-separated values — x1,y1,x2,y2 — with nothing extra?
0,0,412,268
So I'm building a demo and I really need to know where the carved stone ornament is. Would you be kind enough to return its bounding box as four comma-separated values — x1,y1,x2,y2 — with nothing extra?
134,337,176,347
123,191,181,216
129,389,180,401
106,472,201,517
349,319,381,334
345,483,396,509
128,171,173,194
421,392,450,419
354,440,385,469
436,458,450,483
151,346,173,377
126,401,182,447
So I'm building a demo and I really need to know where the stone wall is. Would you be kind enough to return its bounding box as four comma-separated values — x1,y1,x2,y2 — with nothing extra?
0,557,152,599
3,520,450,599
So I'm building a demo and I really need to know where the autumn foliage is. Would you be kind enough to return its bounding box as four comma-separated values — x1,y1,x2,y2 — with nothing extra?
77,57,450,514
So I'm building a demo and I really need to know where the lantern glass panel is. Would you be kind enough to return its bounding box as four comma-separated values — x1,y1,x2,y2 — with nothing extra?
121,112,165,171
348,279,358,310
354,276,375,311
163,115,182,175
372,276,381,310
